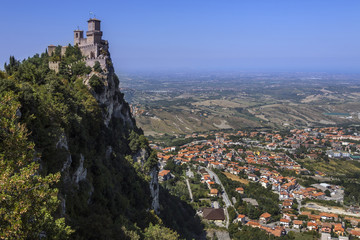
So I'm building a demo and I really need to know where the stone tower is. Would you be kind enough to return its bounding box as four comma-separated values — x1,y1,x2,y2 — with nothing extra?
74,30,84,45
86,18,102,44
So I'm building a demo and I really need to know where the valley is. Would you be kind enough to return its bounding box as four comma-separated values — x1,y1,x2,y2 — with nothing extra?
120,72,360,136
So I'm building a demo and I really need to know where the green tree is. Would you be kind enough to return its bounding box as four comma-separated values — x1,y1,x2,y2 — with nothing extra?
0,70,6,79
93,61,103,73
0,93,73,239
4,56,20,76
64,44,83,62
228,206,237,222
325,189,331,197
71,61,91,77
144,223,180,240
89,74,104,94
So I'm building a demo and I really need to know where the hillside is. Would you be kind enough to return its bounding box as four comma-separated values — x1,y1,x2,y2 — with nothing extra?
0,47,203,239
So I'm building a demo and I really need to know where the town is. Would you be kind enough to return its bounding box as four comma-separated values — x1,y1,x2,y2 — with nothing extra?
154,127,360,239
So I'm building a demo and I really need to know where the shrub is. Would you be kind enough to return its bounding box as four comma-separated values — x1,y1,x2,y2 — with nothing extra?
89,74,104,94
93,61,103,73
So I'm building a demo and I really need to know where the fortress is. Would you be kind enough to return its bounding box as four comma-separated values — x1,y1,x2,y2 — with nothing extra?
48,18,109,72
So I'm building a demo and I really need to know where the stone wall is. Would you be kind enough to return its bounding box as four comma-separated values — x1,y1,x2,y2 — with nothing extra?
79,43,99,59
85,57,107,69
49,61,60,73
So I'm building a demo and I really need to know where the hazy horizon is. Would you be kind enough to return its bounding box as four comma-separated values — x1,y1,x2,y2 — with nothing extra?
1,0,360,74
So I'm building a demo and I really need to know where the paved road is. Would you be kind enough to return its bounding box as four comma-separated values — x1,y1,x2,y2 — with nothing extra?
185,178,194,202
205,168,233,208
203,167,235,228
224,206,230,229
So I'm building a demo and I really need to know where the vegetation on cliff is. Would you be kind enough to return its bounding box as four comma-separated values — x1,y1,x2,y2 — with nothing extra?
0,48,176,239
0,92,73,239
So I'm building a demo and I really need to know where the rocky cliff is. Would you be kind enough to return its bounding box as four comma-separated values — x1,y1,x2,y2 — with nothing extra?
0,46,161,239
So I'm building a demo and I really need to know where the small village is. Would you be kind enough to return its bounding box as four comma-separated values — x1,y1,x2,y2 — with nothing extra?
154,127,360,239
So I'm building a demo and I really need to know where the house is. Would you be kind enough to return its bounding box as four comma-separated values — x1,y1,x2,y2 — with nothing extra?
236,214,246,224
203,174,211,181
209,188,219,197
280,191,289,200
283,213,296,221
312,192,325,200
248,174,258,182
282,200,292,209
158,170,172,181
350,229,360,238
280,218,290,227
246,221,261,228
259,212,271,224
309,214,321,223
273,226,287,237
260,225,285,237
307,222,318,231
236,187,244,194
320,222,332,234
334,223,345,236
260,179,270,188
202,208,225,223
293,220,303,229
320,212,338,222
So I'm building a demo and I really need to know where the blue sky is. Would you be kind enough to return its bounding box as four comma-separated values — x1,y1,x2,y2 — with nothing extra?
1,0,360,73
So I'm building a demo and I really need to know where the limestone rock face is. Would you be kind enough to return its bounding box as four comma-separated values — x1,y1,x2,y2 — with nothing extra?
74,58,160,214
84,63,134,128
149,167,160,214
57,133,72,184
57,134,88,187
56,134,90,216
133,148,148,165
72,154,87,185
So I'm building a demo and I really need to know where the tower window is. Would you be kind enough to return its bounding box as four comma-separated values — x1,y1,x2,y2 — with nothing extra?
76,33,78,38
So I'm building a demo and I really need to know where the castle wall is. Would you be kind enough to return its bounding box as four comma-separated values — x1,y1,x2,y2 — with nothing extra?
78,44,99,59
79,38,87,45
61,46,68,56
85,57,107,69
49,61,60,73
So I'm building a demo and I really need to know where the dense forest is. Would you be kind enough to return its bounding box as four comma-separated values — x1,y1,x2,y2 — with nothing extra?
0,47,183,239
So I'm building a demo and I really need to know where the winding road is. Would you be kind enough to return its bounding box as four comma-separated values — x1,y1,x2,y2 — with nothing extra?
201,167,235,228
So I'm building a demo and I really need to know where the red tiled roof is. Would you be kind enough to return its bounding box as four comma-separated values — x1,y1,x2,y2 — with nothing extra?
260,212,271,219
293,220,303,225
158,170,170,177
